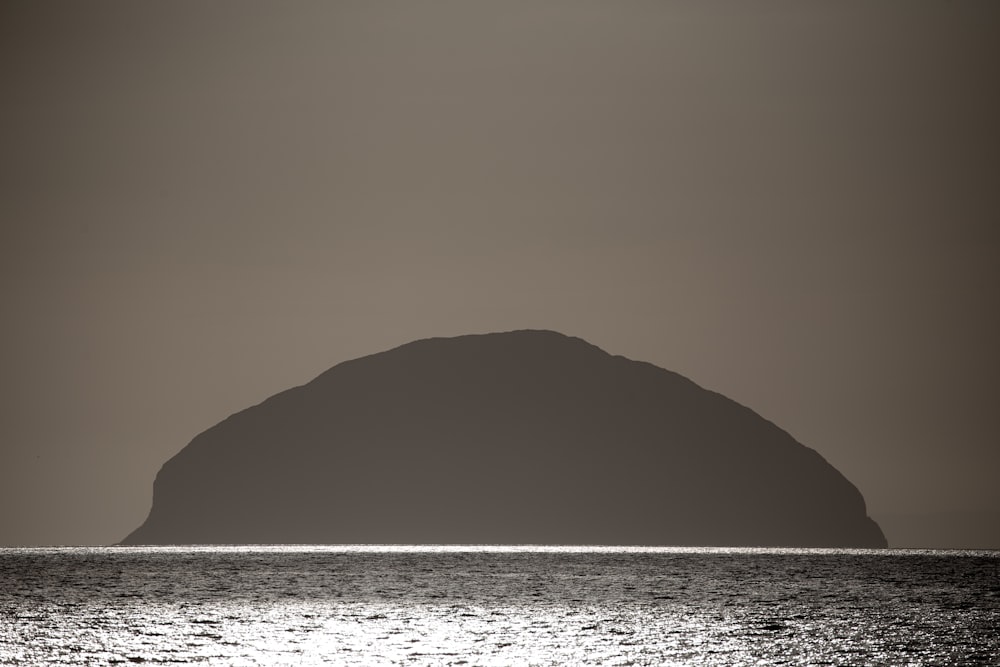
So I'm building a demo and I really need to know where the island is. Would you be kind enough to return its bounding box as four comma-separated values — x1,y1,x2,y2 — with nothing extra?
121,330,887,547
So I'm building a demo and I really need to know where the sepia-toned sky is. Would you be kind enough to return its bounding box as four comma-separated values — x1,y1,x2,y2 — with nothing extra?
2,1,998,547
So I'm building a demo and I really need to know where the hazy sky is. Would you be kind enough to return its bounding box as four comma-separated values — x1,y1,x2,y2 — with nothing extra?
2,1,998,548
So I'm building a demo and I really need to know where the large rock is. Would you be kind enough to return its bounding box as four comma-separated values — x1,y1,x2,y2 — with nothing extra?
121,330,887,547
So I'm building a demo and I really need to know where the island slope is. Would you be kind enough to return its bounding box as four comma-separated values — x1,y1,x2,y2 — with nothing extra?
122,330,886,547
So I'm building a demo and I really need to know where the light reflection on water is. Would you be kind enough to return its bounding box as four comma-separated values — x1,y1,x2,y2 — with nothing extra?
2,546,998,665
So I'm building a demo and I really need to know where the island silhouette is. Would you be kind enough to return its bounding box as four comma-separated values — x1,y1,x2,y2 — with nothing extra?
121,330,887,547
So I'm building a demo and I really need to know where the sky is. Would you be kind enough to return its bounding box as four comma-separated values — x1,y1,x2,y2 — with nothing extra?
2,1,998,548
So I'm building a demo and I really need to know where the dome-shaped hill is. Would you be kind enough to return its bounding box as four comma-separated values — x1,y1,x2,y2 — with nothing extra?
122,330,886,547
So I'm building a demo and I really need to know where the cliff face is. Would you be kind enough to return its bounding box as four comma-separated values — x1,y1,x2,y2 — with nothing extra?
122,330,887,547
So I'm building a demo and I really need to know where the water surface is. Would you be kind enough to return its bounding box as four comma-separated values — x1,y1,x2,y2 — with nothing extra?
2,546,998,665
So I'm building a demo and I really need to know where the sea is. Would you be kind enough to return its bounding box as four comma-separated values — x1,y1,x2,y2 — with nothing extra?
1,546,998,666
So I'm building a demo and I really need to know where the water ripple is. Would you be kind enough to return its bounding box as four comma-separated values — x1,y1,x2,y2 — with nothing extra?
1,546,997,665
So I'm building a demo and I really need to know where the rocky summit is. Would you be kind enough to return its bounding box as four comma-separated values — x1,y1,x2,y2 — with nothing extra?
122,330,887,547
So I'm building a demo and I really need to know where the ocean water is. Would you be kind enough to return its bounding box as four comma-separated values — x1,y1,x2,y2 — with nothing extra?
1,546,998,666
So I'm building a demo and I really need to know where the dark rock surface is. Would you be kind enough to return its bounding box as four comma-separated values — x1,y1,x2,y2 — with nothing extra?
121,330,887,547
